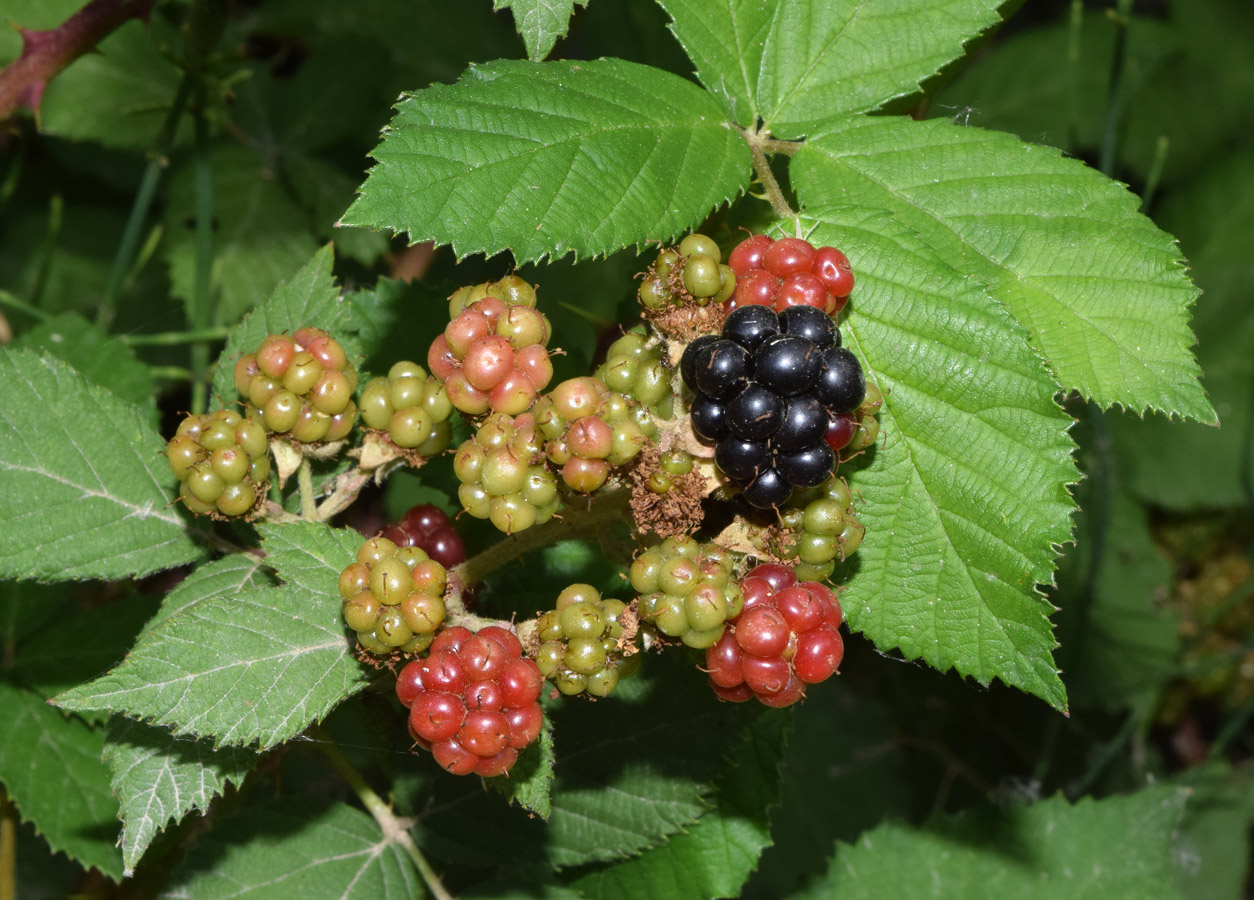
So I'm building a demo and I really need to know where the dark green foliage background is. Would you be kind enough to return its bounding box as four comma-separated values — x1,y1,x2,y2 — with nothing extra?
1,0,1252,898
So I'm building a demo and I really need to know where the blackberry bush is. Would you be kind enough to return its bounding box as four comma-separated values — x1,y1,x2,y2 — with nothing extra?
0,1,1229,898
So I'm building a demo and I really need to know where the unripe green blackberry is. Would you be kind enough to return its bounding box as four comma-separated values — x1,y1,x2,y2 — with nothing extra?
532,584,640,697
359,360,454,456
168,408,270,518
233,328,358,444
338,537,447,657
595,328,675,421
535,376,655,493
637,233,735,311
454,412,559,533
630,536,742,649
757,475,864,581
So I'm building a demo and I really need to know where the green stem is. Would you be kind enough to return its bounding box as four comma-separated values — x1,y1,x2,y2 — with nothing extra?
743,128,797,222
298,458,317,521
0,789,13,900
97,74,193,331
0,288,47,321
122,325,232,346
1066,0,1083,152
1139,136,1169,213
1098,0,1135,178
188,80,214,415
312,729,454,900
29,193,62,309
150,365,195,381
448,487,633,609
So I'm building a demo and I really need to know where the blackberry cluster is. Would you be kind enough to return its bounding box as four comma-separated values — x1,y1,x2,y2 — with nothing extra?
595,328,674,420
453,412,560,533
535,376,652,493
637,234,736,310
338,536,447,656
232,328,358,443
682,304,866,509
428,281,553,417
726,235,855,315
759,476,865,583
532,584,640,697
706,564,844,707
447,274,536,319
359,361,453,456
629,536,743,649
167,408,270,518
396,625,544,777
381,504,467,570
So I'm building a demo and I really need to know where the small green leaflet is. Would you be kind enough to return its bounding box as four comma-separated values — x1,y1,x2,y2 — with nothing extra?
52,524,367,749
104,718,258,876
209,244,353,403
159,799,421,899
0,681,123,879
808,208,1077,709
658,0,1004,134
142,552,274,635
489,711,555,818
791,117,1213,420
797,788,1189,900
495,0,586,61
0,349,203,582
342,58,752,265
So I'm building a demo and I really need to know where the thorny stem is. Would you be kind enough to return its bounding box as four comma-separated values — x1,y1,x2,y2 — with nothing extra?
0,0,154,121
312,728,455,900
743,126,798,222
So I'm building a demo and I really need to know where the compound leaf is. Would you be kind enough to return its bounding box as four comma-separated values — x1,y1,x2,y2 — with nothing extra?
160,799,420,899
813,207,1076,709
0,681,123,879
799,788,1189,900
792,117,1212,420
0,350,202,582
658,0,1003,133
342,58,752,265
104,718,259,876
210,245,352,404
496,0,585,61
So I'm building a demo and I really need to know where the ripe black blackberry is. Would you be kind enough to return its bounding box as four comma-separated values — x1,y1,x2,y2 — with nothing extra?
681,305,866,508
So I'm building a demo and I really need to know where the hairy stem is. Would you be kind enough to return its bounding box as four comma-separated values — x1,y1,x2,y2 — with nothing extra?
0,0,154,121
447,487,632,608
0,788,13,900
743,128,797,222
298,458,317,521
312,730,454,900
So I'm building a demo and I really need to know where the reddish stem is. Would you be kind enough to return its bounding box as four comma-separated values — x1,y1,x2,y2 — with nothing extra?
0,0,154,121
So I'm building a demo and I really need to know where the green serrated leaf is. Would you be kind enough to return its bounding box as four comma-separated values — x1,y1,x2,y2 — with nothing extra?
103,717,258,876
14,312,156,420
255,521,362,592
792,117,1213,421
658,0,1003,133
143,553,275,635
489,711,554,818
51,583,367,749
1110,152,1254,509
165,145,320,327
807,207,1076,708
40,20,187,151
1170,764,1254,900
160,799,421,899
342,58,752,265
496,0,585,61
571,707,787,900
0,349,203,582
209,245,352,404
798,788,1189,900
0,681,123,879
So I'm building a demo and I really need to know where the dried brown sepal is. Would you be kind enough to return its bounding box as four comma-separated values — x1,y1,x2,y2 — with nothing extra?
352,642,407,670
353,430,434,474
643,300,727,343
628,446,707,539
